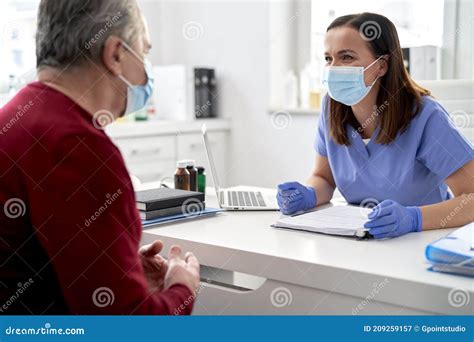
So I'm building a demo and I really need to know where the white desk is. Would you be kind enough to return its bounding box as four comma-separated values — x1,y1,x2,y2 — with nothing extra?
140,185,474,315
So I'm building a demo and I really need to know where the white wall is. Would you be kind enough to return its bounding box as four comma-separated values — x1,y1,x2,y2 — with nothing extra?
140,0,318,188
138,0,472,188
453,0,474,79
442,0,474,79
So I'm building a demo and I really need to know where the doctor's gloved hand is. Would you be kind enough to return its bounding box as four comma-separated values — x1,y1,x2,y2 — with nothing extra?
364,200,422,239
276,182,317,215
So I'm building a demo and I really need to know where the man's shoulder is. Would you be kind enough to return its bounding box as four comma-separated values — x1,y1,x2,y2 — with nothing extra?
1,83,117,155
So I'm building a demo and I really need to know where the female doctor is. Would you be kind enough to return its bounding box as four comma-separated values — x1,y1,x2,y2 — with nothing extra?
277,13,474,239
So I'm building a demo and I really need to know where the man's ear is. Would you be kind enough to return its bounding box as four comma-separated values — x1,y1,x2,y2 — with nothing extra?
102,36,124,76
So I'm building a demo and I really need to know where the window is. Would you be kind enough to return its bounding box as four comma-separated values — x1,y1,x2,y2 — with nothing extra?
0,0,40,94
310,0,445,66
269,0,448,110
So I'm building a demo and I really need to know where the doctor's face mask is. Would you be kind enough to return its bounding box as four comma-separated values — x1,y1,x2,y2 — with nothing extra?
322,55,384,106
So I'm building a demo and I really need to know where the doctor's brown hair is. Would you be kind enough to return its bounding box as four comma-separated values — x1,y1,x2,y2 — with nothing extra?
325,13,430,145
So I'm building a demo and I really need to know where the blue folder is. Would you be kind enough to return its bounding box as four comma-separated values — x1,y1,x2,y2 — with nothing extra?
425,223,474,277
141,207,222,228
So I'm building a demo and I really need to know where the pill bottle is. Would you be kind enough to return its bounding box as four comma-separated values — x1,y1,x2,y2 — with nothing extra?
174,161,190,190
184,160,198,192
197,166,206,194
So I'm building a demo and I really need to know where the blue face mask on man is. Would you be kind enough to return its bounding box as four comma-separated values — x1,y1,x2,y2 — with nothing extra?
118,42,155,115
322,55,384,106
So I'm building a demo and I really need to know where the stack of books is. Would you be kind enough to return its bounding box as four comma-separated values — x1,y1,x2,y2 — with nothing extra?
136,188,205,221
425,223,474,277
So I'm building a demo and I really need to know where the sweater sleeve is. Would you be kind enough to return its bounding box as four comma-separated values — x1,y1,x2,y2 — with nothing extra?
28,133,195,315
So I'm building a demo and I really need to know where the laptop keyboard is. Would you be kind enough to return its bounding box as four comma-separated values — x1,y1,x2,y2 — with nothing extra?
221,191,266,207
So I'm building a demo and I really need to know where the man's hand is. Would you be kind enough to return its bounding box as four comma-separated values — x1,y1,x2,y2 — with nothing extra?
139,240,168,292
164,245,200,295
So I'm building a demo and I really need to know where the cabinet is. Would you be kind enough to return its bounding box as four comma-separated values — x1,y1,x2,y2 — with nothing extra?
106,119,230,186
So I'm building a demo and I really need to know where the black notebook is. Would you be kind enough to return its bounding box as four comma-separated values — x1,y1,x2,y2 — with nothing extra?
136,188,205,212
139,203,206,220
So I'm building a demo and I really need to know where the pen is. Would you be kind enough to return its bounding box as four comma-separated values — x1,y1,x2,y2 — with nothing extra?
356,228,373,240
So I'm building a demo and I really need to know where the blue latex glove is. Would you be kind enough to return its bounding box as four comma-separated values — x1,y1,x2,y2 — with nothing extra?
364,199,422,239
276,181,317,215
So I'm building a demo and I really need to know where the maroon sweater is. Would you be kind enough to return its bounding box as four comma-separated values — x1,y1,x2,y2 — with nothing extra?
0,82,193,314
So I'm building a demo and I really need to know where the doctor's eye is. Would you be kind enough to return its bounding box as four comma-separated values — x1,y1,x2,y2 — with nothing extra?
324,56,332,63
342,54,354,61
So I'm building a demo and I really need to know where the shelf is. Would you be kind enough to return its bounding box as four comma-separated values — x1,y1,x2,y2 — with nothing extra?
105,118,231,138
268,107,320,116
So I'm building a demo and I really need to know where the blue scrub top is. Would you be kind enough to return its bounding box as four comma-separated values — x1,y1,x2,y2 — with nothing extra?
315,95,474,206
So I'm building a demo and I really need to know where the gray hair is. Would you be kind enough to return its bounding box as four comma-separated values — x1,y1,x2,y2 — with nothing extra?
36,0,143,69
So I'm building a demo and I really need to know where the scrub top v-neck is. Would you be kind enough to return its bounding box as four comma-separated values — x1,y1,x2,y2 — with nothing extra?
314,95,474,206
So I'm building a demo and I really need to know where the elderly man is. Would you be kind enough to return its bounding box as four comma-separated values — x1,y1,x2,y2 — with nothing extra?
0,0,199,314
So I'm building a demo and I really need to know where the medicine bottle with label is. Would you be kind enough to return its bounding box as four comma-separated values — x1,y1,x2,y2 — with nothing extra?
174,161,190,190
184,160,198,192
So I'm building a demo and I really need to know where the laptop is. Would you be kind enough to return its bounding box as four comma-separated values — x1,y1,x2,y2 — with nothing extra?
202,124,279,211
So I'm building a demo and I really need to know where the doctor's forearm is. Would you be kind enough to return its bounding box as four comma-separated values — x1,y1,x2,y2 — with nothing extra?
419,193,474,230
307,175,335,206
